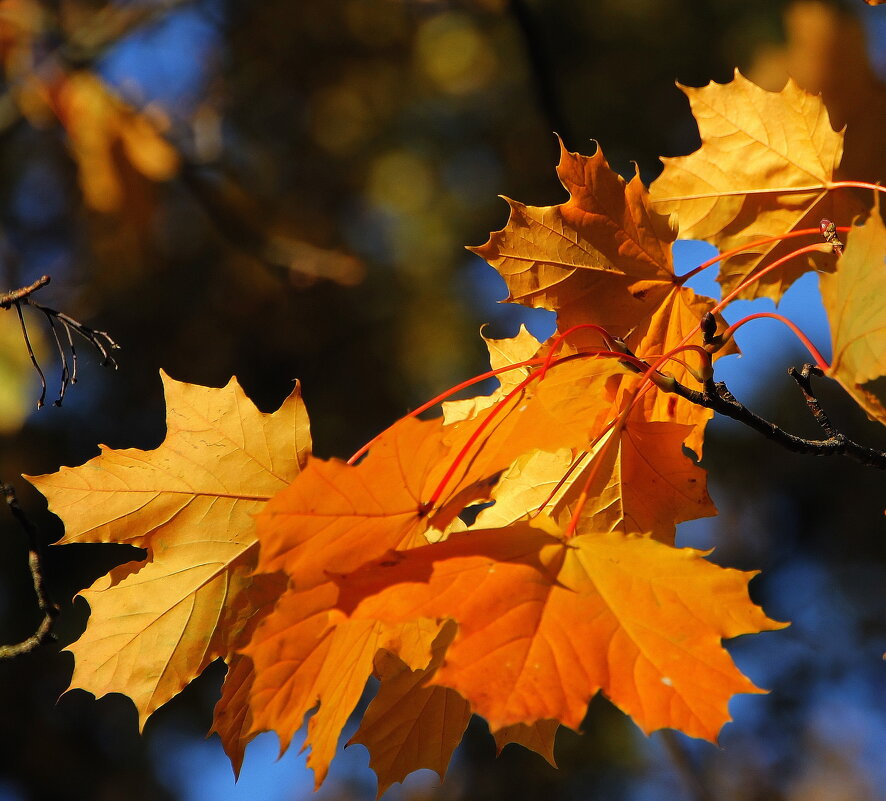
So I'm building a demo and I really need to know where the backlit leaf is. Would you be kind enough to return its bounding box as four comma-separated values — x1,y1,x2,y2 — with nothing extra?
26,372,310,727
650,70,862,301
820,208,886,424
335,522,786,740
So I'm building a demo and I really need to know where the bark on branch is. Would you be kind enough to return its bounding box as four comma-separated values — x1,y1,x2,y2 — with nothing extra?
668,366,886,469
0,483,59,660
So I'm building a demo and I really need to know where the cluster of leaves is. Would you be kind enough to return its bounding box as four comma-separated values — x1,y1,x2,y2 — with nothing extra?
25,72,885,796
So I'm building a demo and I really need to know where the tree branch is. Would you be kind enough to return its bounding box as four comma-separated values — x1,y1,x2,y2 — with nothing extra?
0,275,50,309
0,483,59,660
667,369,886,469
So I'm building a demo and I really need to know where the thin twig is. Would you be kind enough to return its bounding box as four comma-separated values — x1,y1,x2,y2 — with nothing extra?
41,308,70,406
30,303,120,369
0,483,59,660
667,375,886,469
787,364,839,438
2,277,120,406
14,301,47,409
0,275,50,308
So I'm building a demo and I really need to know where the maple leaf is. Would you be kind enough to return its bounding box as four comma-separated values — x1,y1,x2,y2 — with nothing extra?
240,576,443,787
470,138,676,336
819,207,886,425
348,621,471,797
242,378,625,787
492,720,559,766
334,520,786,741
650,70,863,302
243,363,640,788
476,415,716,544
25,372,310,734
471,139,735,456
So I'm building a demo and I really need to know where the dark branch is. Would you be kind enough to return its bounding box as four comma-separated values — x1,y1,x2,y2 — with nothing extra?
0,483,59,660
667,370,886,469
787,363,839,438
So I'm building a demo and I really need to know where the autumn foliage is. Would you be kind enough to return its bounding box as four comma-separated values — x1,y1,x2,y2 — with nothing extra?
25,71,886,796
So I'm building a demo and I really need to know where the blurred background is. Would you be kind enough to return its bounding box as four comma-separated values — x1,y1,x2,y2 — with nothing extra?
0,1,884,799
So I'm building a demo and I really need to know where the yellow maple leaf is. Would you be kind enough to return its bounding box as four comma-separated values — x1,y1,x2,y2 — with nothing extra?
820,207,886,425
650,69,863,301
25,371,311,728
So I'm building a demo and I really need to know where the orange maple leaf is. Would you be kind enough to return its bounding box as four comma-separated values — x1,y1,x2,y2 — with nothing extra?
650,70,862,301
243,370,633,788
240,577,443,787
25,372,310,737
242,416,481,788
471,139,735,455
334,520,786,741
348,621,471,797
476,414,716,544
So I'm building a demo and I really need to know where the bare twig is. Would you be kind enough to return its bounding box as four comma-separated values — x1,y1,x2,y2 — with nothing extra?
787,363,839,438
2,277,120,407
667,373,886,469
14,300,47,408
0,275,50,308
0,483,59,660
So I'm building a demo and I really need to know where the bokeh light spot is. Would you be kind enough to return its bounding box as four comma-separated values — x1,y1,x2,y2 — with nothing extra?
367,149,435,214
415,12,496,95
